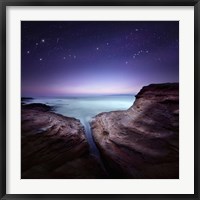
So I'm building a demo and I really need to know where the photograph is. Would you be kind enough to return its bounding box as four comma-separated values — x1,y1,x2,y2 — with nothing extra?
21,21,179,179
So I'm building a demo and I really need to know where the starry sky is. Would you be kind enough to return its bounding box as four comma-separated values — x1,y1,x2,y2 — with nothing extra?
21,21,179,97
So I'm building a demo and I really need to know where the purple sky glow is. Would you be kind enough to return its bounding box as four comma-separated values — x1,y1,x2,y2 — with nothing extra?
21,21,179,97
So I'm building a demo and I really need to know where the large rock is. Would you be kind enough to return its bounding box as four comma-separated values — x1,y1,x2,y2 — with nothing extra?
21,104,107,179
91,83,179,178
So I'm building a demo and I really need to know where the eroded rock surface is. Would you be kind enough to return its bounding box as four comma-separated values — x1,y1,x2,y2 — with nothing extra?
91,83,179,178
21,104,107,179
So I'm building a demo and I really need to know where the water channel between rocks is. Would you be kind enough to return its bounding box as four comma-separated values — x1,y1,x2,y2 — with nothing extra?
25,95,135,170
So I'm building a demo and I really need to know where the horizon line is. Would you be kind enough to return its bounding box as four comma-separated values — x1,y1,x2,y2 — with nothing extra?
22,93,136,98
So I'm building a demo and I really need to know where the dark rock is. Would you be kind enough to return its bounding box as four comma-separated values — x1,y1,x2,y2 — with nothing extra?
91,83,179,179
21,104,107,179
21,97,34,104
22,103,52,112
21,97,34,101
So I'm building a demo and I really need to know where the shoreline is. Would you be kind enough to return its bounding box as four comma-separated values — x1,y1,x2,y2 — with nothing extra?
21,103,108,179
21,83,179,179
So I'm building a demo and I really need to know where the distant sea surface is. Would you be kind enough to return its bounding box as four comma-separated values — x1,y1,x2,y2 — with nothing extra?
23,95,135,122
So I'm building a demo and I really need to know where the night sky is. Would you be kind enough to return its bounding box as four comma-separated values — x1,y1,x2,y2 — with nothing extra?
21,21,179,97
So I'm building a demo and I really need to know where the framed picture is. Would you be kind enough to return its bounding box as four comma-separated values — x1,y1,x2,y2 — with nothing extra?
0,0,199,199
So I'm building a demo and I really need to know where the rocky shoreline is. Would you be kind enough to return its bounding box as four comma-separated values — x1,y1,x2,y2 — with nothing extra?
21,103,107,178
91,83,179,178
21,83,179,179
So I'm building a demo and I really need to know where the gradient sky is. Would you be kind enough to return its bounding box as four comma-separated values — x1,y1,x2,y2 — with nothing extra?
21,21,179,97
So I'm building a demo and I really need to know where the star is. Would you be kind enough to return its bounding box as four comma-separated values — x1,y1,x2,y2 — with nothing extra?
41,39,45,43
96,47,99,50
36,43,39,46
39,58,43,61
135,29,139,32
27,50,30,54
125,61,128,64
74,55,76,59
63,57,66,60
106,43,109,46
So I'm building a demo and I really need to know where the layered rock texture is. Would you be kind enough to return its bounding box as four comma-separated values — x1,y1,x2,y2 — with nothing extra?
21,103,107,178
91,83,179,178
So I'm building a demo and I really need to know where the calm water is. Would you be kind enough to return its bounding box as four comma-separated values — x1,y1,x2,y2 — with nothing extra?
24,95,135,156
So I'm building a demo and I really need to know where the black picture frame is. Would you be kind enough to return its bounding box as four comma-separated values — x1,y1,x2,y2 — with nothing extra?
0,0,199,199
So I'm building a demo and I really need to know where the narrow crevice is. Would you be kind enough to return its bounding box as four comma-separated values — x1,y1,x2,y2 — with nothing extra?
80,118,109,176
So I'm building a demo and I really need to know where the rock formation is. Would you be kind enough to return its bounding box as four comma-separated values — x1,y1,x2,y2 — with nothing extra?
91,83,179,178
21,103,107,179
